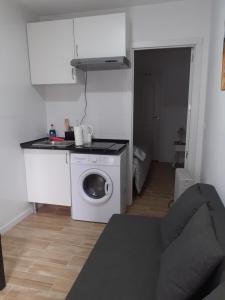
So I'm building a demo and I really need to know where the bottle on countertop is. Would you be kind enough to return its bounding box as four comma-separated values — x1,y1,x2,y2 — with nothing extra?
49,124,56,138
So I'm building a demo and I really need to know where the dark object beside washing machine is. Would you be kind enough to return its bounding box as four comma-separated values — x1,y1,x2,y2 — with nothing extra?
0,235,5,290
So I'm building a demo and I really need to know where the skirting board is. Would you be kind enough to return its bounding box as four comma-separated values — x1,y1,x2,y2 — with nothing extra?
0,206,34,235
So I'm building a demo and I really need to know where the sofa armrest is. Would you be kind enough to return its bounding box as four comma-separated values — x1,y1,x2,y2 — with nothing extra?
0,236,6,290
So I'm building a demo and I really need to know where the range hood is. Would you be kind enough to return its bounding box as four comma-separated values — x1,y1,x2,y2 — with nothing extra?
71,56,130,71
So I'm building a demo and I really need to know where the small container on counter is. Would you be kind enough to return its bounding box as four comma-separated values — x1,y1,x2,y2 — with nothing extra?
49,124,56,138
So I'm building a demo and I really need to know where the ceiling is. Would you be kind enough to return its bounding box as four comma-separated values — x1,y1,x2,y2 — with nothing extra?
18,0,183,16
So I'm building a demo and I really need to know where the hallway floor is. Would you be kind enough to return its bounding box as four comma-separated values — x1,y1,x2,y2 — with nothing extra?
128,162,175,218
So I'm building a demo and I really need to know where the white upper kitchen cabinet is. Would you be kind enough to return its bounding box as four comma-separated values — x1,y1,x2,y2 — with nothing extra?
24,149,71,206
27,19,80,85
74,13,127,59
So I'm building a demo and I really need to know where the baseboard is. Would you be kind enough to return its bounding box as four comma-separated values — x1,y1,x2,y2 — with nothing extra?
0,206,34,235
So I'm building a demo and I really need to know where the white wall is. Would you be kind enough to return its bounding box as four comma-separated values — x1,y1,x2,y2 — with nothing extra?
134,48,191,163
0,0,46,232
201,0,225,204
130,0,210,43
43,70,132,139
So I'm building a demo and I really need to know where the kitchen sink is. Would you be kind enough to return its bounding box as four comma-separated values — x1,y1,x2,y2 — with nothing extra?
32,140,74,148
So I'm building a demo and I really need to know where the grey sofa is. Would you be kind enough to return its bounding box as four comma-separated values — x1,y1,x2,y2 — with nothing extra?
66,184,225,300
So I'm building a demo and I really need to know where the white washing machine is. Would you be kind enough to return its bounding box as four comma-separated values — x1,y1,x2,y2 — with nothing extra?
71,150,127,223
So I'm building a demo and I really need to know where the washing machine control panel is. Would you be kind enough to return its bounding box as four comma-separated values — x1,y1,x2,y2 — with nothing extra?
71,154,117,166
88,156,98,163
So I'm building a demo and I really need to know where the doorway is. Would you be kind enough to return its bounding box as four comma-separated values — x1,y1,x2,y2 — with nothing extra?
130,47,192,216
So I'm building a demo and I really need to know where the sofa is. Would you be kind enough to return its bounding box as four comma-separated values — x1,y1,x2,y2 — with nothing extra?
66,183,225,300
0,235,6,291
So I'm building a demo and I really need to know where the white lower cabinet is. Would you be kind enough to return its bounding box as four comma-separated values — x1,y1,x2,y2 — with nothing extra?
24,149,71,206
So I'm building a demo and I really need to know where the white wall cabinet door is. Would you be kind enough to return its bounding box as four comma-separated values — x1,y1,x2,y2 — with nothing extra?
27,19,79,85
74,13,126,59
24,150,71,206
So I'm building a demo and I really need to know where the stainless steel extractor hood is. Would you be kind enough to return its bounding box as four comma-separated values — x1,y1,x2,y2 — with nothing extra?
71,56,130,71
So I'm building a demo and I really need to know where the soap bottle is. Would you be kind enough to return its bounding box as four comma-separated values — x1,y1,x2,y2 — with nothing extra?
49,124,56,138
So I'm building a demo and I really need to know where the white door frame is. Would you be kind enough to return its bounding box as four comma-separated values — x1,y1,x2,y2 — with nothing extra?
128,38,205,205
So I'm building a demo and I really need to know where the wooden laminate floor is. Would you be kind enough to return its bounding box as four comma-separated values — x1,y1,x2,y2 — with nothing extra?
128,161,175,218
0,162,174,300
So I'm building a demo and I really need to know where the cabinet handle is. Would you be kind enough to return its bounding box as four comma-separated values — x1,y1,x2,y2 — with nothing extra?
76,45,79,58
66,153,68,164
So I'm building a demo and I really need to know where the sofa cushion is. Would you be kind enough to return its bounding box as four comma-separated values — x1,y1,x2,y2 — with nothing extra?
203,282,225,299
197,184,225,212
66,214,162,300
156,204,224,300
193,185,225,298
188,185,225,299
161,183,205,249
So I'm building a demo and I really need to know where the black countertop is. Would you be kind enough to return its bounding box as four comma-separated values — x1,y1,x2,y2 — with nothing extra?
20,138,129,155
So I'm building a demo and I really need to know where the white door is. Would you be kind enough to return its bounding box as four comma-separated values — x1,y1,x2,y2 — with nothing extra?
141,78,156,158
24,150,71,206
74,13,126,59
27,19,77,85
141,77,161,160
151,79,162,161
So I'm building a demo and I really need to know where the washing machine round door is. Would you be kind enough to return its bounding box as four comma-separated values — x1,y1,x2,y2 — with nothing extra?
79,169,113,205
